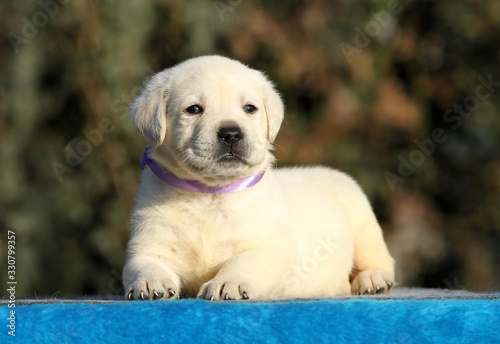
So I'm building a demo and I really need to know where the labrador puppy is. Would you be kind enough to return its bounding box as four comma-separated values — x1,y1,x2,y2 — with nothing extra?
123,55,395,300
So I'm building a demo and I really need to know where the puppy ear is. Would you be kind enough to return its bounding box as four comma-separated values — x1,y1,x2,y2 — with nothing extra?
130,71,169,147
262,78,284,143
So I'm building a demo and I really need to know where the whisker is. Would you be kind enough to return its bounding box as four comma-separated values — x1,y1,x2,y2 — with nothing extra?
271,142,287,156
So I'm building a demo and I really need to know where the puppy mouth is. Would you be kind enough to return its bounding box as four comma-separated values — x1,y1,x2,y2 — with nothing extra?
217,151,245,164
181,147,250,174
179,129,265,178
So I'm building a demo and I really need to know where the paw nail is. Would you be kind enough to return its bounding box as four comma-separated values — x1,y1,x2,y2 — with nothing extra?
242,292,249,300
128,291,133,300
168,289,176,297
140,291,145,299
224,294,229,300
153,291,164,300
210,296,214,301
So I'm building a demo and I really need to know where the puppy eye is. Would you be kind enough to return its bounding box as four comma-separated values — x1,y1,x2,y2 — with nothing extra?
186,105,203,114
243,104,257,114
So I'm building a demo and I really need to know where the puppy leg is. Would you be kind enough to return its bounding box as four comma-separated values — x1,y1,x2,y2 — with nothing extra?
350,215,395,295
123,256,181,301
197,249,286,301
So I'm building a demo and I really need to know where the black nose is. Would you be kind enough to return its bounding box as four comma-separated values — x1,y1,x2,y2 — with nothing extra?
218,126,243,145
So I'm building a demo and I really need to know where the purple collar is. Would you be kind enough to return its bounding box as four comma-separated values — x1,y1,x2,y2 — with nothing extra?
140,147,265,194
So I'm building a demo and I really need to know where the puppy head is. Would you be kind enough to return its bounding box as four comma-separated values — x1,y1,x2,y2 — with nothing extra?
130,55,284,185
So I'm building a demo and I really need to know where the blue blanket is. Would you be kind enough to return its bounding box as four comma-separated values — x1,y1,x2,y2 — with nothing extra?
1,288,499,344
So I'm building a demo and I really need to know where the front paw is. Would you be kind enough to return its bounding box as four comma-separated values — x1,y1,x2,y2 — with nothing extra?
197,278,254,301
126,277,180,301
351,269,394,295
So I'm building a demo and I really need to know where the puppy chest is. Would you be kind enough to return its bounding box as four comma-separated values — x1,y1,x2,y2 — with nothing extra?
169,209,248,281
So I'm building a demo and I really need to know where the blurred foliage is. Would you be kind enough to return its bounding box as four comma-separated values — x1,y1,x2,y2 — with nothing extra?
1,0,499,297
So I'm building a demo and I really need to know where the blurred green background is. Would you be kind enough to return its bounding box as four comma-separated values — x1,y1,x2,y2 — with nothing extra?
1,0,499,298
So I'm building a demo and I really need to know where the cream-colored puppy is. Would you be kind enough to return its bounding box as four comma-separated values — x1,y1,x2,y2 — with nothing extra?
123,55,395,301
